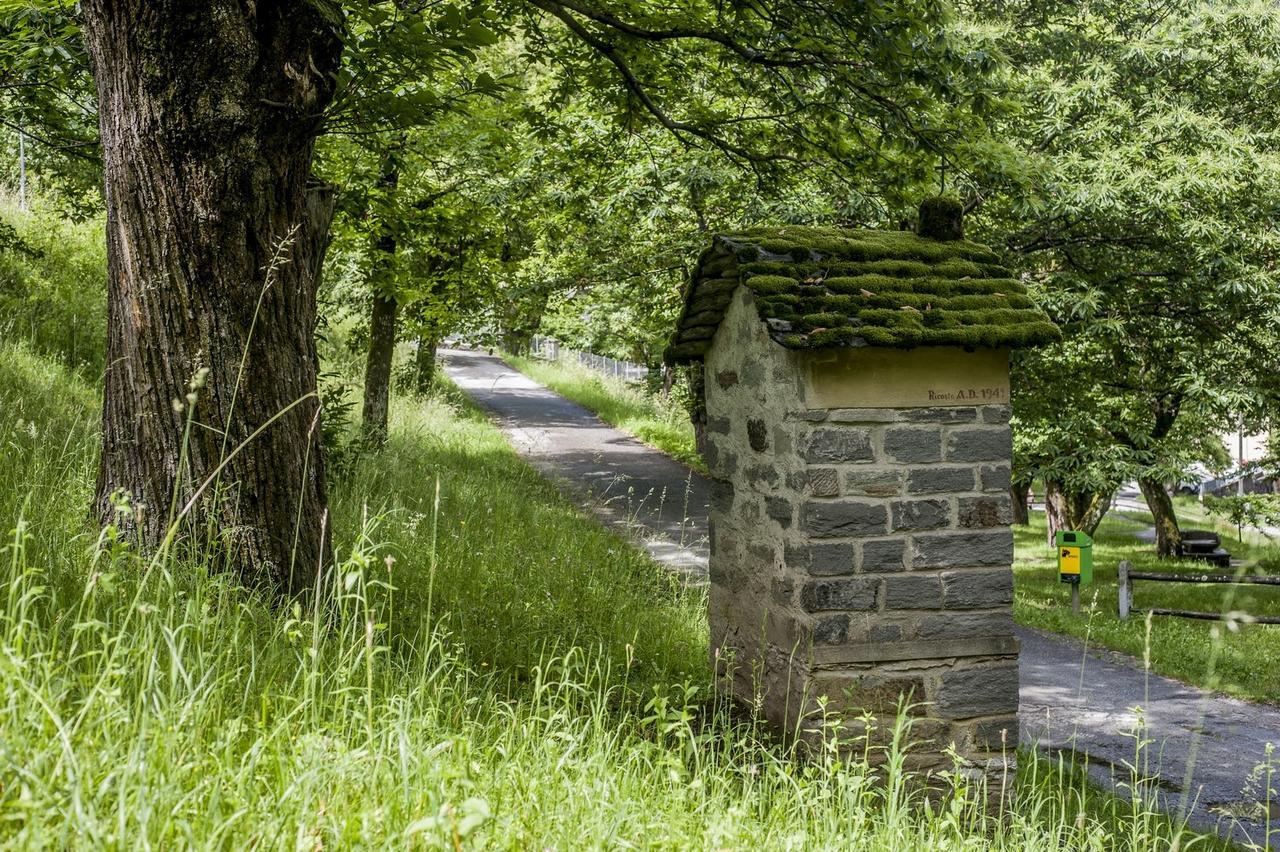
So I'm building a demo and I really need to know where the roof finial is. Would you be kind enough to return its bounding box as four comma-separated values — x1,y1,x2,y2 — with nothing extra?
918,196,964,241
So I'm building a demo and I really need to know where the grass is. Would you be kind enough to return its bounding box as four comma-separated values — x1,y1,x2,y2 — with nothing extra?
1013,511,1280,704
504,353,707,474
0,339,1243,848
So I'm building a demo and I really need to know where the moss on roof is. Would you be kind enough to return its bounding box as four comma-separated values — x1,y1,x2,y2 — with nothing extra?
666,224,1058,363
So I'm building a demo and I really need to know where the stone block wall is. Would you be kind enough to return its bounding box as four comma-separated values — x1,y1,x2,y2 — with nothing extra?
702,288,812,721
703,285,1018,790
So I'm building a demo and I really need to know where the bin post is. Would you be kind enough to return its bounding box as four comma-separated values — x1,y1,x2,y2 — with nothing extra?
1118,560,1131,620
1057,530,1094,614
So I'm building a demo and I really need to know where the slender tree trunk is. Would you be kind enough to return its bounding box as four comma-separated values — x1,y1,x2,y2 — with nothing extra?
1044,480,1111,545
1112,400,1183,557
1010,480,1030,526
1043,482,1067,546
414,334,439,395
1139,476,1181,558
361,292,397,446
83,1,344,594
360,148,401,447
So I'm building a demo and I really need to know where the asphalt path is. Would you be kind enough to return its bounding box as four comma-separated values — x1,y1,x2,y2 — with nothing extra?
443,347,1280,846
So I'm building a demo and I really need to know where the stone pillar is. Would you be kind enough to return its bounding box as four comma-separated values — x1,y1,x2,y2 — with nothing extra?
704,286,1018,801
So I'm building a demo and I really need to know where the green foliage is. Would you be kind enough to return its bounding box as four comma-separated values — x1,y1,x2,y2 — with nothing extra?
318,40,545,363
327,1,503,136
0,196,105,372
4,0,1020,376
317,364,361,478
521,0,1010,199
1204,494,1280,538
483,0,1020,365
0,2,100,197
975,0,1280,513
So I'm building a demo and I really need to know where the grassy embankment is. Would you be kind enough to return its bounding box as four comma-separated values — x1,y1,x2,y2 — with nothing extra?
510,355,1280,704
0,337,1236,848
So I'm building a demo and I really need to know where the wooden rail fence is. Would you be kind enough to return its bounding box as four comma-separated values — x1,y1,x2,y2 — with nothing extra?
1117,559,1280,624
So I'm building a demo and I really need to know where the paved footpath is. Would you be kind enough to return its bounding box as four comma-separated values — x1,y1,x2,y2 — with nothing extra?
444,348,1279,847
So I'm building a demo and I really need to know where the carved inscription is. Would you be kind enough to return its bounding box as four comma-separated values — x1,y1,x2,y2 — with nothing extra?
805,346,1010,409
928,387,1008,403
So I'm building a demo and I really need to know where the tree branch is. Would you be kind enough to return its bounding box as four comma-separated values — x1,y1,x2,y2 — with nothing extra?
528,0,795,169
529,0,869,70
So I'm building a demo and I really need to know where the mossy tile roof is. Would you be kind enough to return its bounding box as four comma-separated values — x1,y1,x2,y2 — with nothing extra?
666,225,1058,363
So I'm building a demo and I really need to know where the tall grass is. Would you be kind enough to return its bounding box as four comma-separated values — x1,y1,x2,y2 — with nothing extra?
0,341,1227,848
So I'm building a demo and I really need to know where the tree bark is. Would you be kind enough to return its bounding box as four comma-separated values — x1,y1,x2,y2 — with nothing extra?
1010,480,1030,526
1043,480,1111,545
414,334,439,395
1043,483,1067,546
1111,398,1183,557
360,145,400,447
84,1,344,594
1139,476,1182,558
361,292,398,446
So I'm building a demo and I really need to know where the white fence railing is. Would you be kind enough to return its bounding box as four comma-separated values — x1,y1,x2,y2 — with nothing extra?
528,334,650,382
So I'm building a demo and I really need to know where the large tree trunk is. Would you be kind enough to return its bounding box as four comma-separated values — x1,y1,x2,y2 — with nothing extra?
1139,476,1182,558
1043,480,1111,545
84,1,344,594
360,147,400,447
